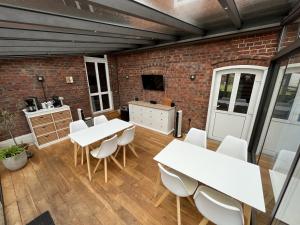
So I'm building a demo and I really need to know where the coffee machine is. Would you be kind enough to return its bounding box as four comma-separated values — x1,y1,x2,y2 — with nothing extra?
25,97,40,112
52,96,63,107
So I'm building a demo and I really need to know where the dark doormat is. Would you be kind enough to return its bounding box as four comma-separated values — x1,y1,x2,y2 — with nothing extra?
26,211,55,225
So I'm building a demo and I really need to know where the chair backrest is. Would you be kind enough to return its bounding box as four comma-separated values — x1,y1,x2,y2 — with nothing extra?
158,163,190,197
217,135,248,161
97,135,118,158
194,186,244,225
273,149,296,174
69,120,88,134
184,128,207,148
93,115,108,126
118,126,135,146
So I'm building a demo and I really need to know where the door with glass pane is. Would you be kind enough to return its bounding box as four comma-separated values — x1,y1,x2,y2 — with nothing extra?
84,56,113,113
208,67,266,141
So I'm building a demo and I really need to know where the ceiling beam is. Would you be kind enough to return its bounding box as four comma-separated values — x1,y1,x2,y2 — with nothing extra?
88,0,205,35
281,1,300,25
0,5,176,41
0,28,154,45
0,51,107,56
218,0,242,29
0,46,121,52
0,40,137,49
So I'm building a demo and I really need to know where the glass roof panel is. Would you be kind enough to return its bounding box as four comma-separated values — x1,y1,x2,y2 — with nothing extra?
0,0,182,35
134,0,233,29
235,0,297,22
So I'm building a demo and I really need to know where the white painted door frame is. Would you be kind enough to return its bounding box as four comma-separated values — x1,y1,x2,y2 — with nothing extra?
84,55,114,114
206,65,268,142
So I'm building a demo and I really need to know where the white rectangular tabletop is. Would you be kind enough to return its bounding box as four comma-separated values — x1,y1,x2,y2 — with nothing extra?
154,139,266,212
68,119,133,147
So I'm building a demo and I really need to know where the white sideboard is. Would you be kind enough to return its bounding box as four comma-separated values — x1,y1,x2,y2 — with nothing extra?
128,101,175,135
23,105,73,149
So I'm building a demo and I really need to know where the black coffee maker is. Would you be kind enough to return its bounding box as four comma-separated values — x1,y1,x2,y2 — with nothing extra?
52,96,63,107
25,97,40,112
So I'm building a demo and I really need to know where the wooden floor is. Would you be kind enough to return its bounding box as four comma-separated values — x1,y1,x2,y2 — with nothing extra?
1,126,220,225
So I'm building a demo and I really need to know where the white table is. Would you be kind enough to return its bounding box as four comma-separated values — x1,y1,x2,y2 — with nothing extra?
269,170,300,225
153,139,266,213
69,119,133,181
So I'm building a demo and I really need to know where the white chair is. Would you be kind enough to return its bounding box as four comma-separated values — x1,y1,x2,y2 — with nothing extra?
155,163,198,225
90,135,123,183
273,149,296,174
70,120,88,166
115,126,137,167
184,128,207,148
217,135,248,161
93,115,108,126
194,185,244,225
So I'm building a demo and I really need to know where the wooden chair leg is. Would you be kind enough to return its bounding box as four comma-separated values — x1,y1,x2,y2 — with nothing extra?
154,169,161,197
128,144,138,158
187,196,195,207
104,158,108,183
155,189,170,207
176,196,181,225
114,146,121,158
199,218,209,225
243,204,251,225
123,146,126,167
74,143,78,167
81,147,84,165
110,156,123,170
93,159,102,174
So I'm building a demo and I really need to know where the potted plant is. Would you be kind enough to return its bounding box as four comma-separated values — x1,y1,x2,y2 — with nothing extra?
0,145,27,171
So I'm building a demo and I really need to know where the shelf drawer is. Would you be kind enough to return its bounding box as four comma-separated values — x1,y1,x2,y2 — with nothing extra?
30,114,53,127
52,110,71,121
37,132,58,145
34,123,55,136
57,128,69,139
55,118,72,130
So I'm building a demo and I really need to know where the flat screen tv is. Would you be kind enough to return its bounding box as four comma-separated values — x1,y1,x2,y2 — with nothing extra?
141,75,165,91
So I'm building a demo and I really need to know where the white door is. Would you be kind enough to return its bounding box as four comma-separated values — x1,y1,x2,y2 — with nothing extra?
208,67,266,141
84,56,113,113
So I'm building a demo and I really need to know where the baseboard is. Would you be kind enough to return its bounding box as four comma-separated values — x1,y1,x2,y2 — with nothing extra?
0,133,34,148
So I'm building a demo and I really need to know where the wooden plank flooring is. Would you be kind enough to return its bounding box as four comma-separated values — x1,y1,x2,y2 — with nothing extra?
1,126,220,225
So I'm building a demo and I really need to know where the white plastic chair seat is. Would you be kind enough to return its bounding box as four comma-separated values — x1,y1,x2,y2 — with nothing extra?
273,149,296,174
169,168,199,196
93,115,108,126
217,135,248,162
90,135,118,159
184,128,207,148
194,185,244,225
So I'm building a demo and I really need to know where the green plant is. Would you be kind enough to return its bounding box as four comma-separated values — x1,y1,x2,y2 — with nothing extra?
0,145,25,160
0,109,17,145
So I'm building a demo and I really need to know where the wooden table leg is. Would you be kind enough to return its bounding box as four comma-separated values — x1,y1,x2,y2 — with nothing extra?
154,168,161,197
74,142,78,167
176,196,181,225
85,146,92,181
243,204,251,225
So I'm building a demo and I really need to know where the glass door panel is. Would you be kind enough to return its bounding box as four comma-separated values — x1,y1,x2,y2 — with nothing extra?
97,62,108,92
91,95,101,112
233,73,256,114
217,73,235,111
86,62,98,93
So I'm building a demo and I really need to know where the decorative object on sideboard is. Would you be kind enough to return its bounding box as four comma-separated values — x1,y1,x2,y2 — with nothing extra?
65,76,73,83
134,97,139,101
25,97,40,112
36,75,47,102
189,74,196,81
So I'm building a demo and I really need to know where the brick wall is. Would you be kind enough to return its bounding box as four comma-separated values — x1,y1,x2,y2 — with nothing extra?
112,31,279,132
0,56,92,141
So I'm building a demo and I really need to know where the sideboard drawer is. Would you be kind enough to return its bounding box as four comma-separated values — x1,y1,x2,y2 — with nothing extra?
34,123,56,136
55,118,72,130
52,110,71,121
57,128,69,138
37,132,58,145
30,114,53,127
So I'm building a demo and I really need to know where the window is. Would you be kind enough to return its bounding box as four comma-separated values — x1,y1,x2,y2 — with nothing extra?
84,56,113,113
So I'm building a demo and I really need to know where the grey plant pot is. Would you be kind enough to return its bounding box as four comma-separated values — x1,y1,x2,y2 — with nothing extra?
2,151,28,171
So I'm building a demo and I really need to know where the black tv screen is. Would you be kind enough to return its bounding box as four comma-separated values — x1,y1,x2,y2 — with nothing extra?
141,75,165,91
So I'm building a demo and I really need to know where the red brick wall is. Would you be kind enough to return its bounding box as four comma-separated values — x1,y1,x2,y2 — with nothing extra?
112,31,279,132
0,56,92,141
